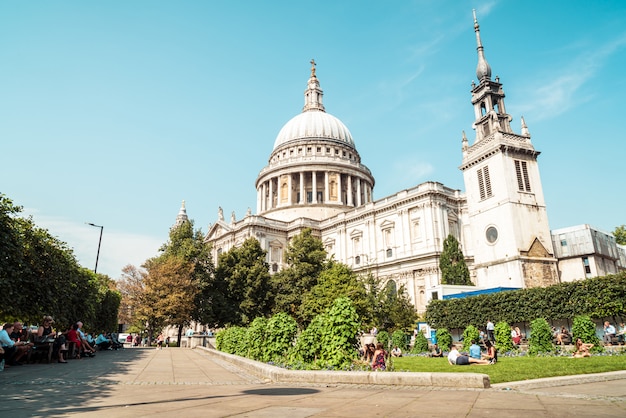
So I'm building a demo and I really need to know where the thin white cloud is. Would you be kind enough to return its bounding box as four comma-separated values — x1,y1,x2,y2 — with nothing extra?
517,33,626,121
22,209,163,279
392,158,435,185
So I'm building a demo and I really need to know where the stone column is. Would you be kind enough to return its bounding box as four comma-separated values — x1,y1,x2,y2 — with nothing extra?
347,175,353,206
337,173,342,205
324,171,329,203
299,172,304,204
262,183,267,212
287,173,292,206
312,171,317,203
356,178,362,206
268,178,274,210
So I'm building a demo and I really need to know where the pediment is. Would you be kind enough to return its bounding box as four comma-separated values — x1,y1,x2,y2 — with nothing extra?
205,220,232,241
525,237,552,257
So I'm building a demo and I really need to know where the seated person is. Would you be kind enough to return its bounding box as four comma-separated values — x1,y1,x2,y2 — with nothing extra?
95,332,112,350
430,343,443,357
66,323,91,358
482,339,497,363
572,338,593,358
511,327,521,345
448,343,491,366
391,346,402,357
617,323,625,344
36,316,67,363
469,340,481,359
603,321,616,345
557,326,571,345
1,323,30,365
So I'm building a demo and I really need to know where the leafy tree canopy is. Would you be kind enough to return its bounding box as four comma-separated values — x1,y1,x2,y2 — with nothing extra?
439,234,472,285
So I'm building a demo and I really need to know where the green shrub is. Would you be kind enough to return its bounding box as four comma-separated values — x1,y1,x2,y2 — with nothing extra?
245,317,267,361
289,313,326,364
528,318,554,355
411,331,429,353
263,312,298,362
495,321,514,352
462,325,480,351
216,326,247,355
435,328,452,350
571,315,602,353
376,330,389,349
391,330,407,351
319,297,360,368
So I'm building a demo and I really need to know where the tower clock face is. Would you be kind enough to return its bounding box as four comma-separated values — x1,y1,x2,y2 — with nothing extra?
486,226,498,244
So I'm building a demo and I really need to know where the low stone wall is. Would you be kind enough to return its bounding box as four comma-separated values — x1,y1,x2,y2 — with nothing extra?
197,346,490,389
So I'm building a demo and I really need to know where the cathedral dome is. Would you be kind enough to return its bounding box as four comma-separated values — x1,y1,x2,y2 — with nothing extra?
273,109,355,150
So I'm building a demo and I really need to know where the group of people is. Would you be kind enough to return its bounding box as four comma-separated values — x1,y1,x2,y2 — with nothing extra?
0,316,126,369
447,339,497,366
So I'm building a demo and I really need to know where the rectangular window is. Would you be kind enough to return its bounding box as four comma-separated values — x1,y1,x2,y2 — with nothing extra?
515,160,532,192
477,166,492,200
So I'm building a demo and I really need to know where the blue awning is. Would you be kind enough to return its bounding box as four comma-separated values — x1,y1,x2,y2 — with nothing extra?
443,287,520,300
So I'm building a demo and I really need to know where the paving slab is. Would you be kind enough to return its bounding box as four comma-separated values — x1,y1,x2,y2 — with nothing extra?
0,347,624,417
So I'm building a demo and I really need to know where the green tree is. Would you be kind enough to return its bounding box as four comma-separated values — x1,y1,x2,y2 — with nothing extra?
571,315,602,353
263,312,298,362
613,225,626,245
271,228,327,321
319,297,360,368
215,237,272,326
411,331,430,353
300,261,368,325
435,328,452,350
439,234,472,285
462,325,480,351
494,321,515,353
144,219,215,343
528,318,554,355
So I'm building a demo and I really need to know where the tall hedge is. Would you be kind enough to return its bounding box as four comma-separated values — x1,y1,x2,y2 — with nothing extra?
425,273,626,329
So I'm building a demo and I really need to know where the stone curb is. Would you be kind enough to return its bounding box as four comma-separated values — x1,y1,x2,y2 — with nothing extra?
491,370,626,391
196,346,490,388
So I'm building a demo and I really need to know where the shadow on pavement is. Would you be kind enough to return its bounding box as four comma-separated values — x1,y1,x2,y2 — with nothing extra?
0,348,149,417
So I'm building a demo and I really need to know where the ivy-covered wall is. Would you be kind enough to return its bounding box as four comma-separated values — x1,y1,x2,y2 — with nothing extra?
425,272,626,330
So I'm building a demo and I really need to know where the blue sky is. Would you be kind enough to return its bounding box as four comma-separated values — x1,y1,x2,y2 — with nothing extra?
1,1,625,279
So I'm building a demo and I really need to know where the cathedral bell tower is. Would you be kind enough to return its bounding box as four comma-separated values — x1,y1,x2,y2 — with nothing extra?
460,11,559,289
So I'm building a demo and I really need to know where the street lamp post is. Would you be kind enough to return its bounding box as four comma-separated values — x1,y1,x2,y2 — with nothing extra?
86,223,104,274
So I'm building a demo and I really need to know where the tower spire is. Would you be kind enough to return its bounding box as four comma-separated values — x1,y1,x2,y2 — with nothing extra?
303,59,325,112
473,10,492,82
173,200,189,228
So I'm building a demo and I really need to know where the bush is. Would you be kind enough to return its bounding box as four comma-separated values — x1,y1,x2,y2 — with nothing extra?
263,312,298,362
244,317,267,361
528,318,554,355
216,326,247,355
495,321,515,352
376,330,389,349
572,315,602,353
462,325,480,351
319,297,360,368
435,328,452,350
289,313,326,364
411,331,430,353
391,330,407,351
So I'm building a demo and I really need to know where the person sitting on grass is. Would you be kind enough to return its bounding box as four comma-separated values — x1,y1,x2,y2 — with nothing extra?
448,343,491,366
469,340,481,359
430,344,443,357
572,338,593,358
371,342,387,370
482,339,497,363
391,346,402,357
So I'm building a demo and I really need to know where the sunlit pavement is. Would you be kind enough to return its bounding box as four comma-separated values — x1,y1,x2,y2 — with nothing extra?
1,347,625,417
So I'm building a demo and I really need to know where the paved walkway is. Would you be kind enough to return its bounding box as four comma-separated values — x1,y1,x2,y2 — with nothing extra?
1,347,625,417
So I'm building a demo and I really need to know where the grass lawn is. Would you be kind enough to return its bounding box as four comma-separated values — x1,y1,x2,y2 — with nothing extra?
391,355,626,384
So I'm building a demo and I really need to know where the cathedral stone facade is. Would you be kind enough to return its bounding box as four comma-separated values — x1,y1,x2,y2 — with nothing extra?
202,15,562,313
